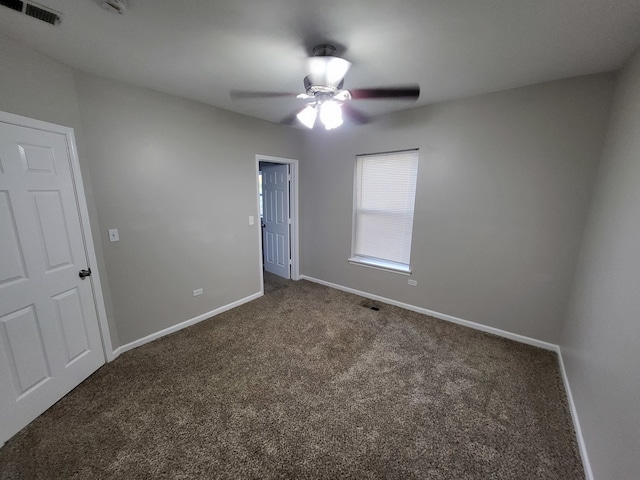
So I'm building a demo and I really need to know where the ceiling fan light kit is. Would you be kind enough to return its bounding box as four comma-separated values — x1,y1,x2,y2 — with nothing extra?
296,105,318,129
319,101,344,130
231,44,420,130
297,100,344,130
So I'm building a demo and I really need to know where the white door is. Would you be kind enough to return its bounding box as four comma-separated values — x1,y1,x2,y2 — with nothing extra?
262,164,290,279
0,119,105,445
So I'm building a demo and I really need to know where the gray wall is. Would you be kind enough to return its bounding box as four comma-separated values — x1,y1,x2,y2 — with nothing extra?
0,32,120,348
301,74,614,343
561,49,640,480
74,73,303,345
0,32,304,348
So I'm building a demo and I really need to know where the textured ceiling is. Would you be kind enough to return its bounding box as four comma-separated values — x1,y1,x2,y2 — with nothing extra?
1,0,640,125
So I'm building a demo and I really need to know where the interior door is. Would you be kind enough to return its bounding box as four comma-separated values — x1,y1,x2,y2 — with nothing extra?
0,120,105,445
262,164,290,279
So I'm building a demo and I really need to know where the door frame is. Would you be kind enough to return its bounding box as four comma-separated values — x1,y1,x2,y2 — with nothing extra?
255,154,300,289
0,110,114,362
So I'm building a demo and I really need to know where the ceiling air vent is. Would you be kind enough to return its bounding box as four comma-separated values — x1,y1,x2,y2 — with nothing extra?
25,3,60,24
0,1,62,25
0,0,24,12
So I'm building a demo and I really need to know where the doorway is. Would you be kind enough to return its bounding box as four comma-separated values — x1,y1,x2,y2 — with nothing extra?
255,155,299,292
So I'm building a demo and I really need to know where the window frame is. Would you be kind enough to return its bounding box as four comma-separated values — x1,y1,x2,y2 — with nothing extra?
348,148,419,275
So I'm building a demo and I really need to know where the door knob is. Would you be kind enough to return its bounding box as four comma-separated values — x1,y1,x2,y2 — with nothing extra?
79,268,92,279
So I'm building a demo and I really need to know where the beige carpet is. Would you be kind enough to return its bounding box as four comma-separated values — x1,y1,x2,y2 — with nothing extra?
0,273,583,479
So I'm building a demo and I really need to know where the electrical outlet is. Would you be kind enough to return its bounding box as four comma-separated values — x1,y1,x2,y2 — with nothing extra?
408,279,417,286
108,229,119,242
193,288,203,296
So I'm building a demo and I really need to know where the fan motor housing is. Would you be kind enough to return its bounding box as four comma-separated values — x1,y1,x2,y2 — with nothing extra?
304,76,344,96
312,44,338,57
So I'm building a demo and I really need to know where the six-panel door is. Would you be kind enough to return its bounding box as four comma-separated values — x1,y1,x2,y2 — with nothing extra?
0,121,104,444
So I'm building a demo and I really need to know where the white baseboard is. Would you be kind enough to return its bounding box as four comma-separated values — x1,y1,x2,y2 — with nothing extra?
556,348,594,480
112,291,263,357
299,275,557,351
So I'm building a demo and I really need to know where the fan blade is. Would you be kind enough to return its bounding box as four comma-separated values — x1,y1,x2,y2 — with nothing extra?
230,90,300,100
349,85,420,100
280,111,300,125
342,104,369,125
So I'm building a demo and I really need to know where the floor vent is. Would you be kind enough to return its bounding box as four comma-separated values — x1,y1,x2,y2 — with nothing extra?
361,302,381,311
0,1,62,25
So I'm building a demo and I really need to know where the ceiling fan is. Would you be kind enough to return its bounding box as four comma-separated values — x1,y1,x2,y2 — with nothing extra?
230,44,420,130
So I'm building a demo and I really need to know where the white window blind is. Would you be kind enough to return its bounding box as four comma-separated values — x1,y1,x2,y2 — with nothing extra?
350,149,419,273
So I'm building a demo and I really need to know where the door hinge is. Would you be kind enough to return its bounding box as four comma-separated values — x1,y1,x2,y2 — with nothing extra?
287,174,291,181
288,218,292,225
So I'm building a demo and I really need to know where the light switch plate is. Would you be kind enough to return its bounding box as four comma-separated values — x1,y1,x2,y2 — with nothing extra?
108,229,119,242
249,215,255,225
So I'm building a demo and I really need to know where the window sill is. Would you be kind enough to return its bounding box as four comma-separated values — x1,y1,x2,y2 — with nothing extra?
348,256,411,276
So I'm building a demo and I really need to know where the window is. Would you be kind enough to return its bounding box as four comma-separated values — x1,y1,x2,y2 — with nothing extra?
349,149,419,274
